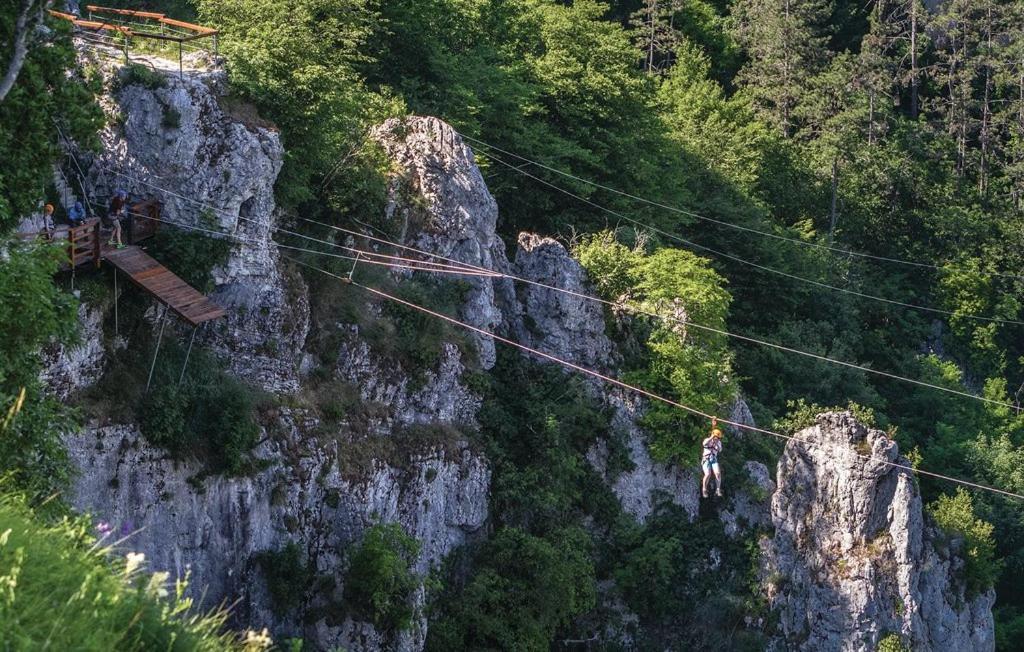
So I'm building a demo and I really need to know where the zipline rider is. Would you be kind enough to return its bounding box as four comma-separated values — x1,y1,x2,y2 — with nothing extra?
701,417,724,498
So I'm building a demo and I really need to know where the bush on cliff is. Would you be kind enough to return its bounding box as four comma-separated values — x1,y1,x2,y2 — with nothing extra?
0,488,262,650
344,523,421,632
929,488,1000,595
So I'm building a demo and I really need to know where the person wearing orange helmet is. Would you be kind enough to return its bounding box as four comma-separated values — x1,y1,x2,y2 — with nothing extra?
43,203,55,233
701,417,724,498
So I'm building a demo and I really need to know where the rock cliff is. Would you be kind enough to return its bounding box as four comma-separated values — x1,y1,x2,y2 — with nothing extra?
44,53,996,651
85,58,307,394
761,412,995,652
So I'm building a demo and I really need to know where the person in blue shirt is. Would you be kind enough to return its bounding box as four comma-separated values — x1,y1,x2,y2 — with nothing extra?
68,201,86,226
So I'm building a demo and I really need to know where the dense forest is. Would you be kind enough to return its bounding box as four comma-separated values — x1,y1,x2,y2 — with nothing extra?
2,0,1024,649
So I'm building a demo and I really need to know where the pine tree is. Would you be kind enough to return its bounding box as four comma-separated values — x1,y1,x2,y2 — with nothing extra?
861,0,928,120
628,0,681,74
732,0,833,137
932,0,1014,186
993,3,1024,207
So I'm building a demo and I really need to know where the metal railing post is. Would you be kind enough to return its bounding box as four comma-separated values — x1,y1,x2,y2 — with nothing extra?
113,267,119,338
146,307,169,392
178,325,199,386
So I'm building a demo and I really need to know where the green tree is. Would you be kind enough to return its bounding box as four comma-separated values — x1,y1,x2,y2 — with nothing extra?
575,231,735,461
196,0,400,209
731,0,833,137
344,523,421,632
0,243,79,496
0,10,101,227
929,488,1000,594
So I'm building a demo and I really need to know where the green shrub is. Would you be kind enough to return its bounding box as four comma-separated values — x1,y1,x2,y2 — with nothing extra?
255,542,314,616
116,63,167,91
147,211,233,293
425,527,596,652
140,384,188,450
0,488,258,650
772,398,877,435
877,632,908,652
344,523,421,632
162,105,182,129
929,488,1000,594
138,346,260,476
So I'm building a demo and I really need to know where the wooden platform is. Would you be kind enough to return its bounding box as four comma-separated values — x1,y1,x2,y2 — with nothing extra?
103,245,227,326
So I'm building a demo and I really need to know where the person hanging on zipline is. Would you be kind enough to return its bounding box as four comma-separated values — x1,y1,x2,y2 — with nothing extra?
701,417,724,498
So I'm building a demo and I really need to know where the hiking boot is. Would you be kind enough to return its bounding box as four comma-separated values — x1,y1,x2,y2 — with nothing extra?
702,489,708,498
116,243,127,250
716,489,723,497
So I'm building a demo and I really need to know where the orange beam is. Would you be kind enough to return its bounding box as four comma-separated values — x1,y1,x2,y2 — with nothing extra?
49,10,133,34
159,17,217,35
74,19,133,35
86,6,165,20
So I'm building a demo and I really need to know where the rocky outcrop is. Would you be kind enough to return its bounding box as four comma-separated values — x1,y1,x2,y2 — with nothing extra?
66,419,489,651
512,233,615,370
761,412,995,652
40,300,107,401
371,117,514,370
511,232,700,523
84,59,307,393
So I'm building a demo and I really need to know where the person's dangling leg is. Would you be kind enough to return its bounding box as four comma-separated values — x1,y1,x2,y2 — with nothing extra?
713,463,723,497
701,459,712,498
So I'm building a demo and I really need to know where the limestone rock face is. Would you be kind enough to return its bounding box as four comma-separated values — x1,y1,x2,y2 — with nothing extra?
512,233,615,370
370,117,514,369
761,412,995,652
587,390,700,523
65,420,489,651
40,301,106,401
86,62,307,393
336,338,480,429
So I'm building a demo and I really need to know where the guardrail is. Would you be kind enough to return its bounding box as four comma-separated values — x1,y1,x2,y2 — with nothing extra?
48,5,219,77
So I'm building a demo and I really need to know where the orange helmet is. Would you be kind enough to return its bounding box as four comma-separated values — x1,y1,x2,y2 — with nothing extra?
44,203,54,214
712,428,723,438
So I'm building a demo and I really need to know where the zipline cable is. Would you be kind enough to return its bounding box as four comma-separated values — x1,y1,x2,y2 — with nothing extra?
300,219,1023,411
97,161,1023,325
474,148,1024,326
123,210,497,278
459,132,1024,282
80,165,1023,408
283,254,1024,503
89,209,1024,498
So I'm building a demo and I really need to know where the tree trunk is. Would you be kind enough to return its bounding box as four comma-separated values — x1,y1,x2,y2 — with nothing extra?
868,90,876,146
0,1,49,104
910,0,919,119
828,159,840,243
978,4,994,195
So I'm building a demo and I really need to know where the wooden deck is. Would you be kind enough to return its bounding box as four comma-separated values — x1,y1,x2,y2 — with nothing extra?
103,245,227,326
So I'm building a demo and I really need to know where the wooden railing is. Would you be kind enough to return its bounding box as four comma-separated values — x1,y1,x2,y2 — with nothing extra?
127,199,161,244
17,219,102,270
68,219,102,269
48,5,220,77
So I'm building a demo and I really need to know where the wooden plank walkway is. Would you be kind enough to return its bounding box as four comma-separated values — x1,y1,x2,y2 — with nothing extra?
103,245,226,326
